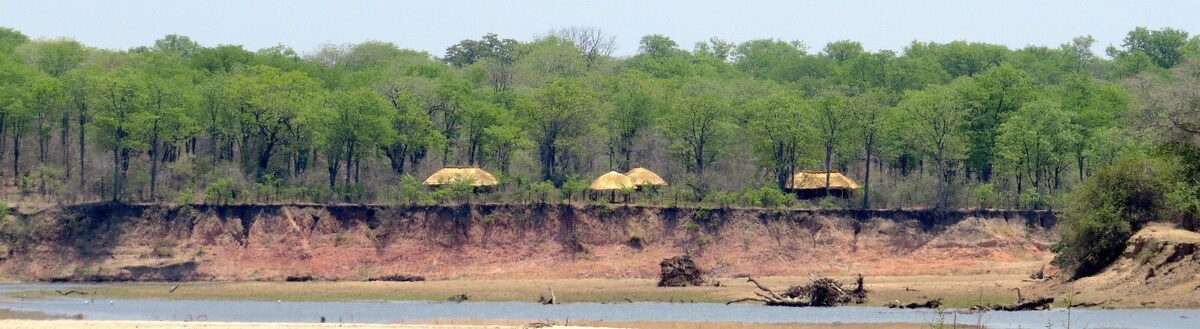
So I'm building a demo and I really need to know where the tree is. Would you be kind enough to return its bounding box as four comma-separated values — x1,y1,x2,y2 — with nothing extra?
996,99,1077,207
1126,59,1200,149
140,51,199,199
548,26,617,69
627,34,693,78
734,39,809,81
444,33,519,68
1059,74,1129,180
1108,27,1190,69
17,38,86,172
319,88,392,190
662,78,731,177
225,65,322,178
374,77,442,175
0,27,29,53
747,91,810,190
481,123,531,175
89,68,149,200
962,64,1034,182
850,89,895,208
459,99,501,166
899,81,970,208
822,40,865,64
605,71,661,170
813,91,854,196
152,34,201,59
524,78,594,183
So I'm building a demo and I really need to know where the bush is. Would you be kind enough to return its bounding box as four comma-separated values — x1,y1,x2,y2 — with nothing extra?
174,185,198,204
973,183,996,209
559,174,588,203
1051,155,1177,279
204,178,235,204
528,180,557,204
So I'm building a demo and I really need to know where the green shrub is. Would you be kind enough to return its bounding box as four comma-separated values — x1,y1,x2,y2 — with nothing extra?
174,185,198,204
559,174,587,202
204,178,235,204
1051,155,1176,279
528,180,557,204
432,179,474,204
973,183,996,209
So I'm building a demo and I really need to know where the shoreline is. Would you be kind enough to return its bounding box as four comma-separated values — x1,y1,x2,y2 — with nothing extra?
1,274,1123,309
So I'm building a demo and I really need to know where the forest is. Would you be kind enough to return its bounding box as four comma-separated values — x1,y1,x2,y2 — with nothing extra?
0,26,1198,211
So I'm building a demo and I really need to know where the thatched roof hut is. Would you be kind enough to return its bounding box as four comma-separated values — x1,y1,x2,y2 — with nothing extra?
423,167,499,187
625,167,668,186
588,171,636,191
785,172,861,190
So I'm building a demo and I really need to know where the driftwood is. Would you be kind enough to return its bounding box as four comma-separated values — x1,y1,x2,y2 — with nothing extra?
366,274,426,282
447,293,470,303
970,288,1054,311
54,290,88,296
726,276,863,307
978,297,1054,311
658,255,706,287
168,285,180,293
886,298,942,309
285,275,313,282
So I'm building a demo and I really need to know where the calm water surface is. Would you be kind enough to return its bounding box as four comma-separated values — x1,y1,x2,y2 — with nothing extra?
0,284,1195,329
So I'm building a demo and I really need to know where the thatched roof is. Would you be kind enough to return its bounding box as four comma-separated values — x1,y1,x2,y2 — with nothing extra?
625,167,667,186
423,167,499,186
588,171,636,191
785,172,861,190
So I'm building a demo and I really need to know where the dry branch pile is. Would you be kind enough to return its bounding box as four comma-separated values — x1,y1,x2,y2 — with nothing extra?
728,276,867,307
658,255,706,287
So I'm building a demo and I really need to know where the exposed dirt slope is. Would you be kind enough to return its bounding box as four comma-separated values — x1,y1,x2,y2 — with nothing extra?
1042,223,1200,308
0,203,1055,281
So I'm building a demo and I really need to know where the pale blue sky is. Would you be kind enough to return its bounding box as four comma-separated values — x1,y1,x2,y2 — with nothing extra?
2,0,1197,57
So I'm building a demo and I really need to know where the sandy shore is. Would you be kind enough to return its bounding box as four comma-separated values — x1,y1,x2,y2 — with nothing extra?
0,320,940,329
0,320,603,329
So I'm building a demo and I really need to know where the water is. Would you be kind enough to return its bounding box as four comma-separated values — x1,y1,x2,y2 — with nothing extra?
0,284,1196,328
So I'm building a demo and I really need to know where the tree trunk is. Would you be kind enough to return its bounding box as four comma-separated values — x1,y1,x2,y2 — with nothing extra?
344,141,354,188
327,158,339,190
12,132,20,186
111,146,120,201
78,110,86,189
862,140,873,209
61,111,70,178
149,120,160,200
824,143,833,197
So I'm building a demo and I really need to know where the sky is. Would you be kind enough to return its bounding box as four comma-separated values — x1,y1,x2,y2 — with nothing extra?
2,0,1198,58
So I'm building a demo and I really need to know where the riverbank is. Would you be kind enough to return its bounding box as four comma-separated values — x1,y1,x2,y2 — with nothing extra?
0,319,942,329
10,274,1051,308
0,203,1055,282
